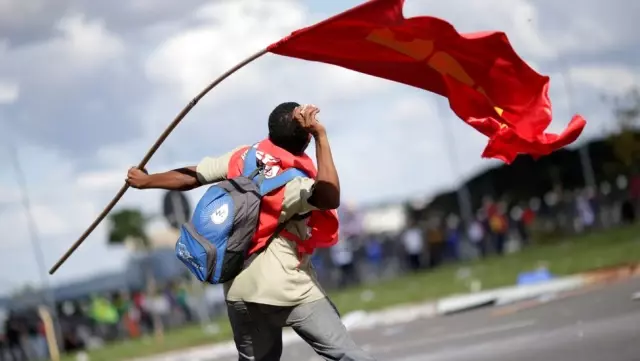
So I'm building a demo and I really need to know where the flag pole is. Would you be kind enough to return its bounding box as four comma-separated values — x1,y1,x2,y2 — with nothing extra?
49,48,268,275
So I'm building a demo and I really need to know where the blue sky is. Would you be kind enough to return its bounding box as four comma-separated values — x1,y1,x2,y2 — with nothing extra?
0,0,638,295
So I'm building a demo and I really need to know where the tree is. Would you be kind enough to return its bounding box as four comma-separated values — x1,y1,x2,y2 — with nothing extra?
106,208,164,342
107,209,149,250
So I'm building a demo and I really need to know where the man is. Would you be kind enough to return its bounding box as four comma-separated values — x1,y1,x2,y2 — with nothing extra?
467,214,486,258
126,103,375,361
4,311,28,361
330,236,356,288
401,221,424,271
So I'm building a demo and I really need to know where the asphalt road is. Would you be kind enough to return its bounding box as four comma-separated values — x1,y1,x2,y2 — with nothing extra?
214,278,640,361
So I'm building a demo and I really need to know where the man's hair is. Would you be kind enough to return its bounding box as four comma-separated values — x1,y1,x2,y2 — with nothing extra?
268,102,309,154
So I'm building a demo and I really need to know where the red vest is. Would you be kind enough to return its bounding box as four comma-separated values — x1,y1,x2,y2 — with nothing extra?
227,139,339,256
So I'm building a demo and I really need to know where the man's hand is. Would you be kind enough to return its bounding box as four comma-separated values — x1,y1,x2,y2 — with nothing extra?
126,167,150,189
293,104,325,137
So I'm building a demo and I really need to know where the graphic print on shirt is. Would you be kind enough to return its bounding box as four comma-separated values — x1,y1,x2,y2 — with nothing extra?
241,146,282,178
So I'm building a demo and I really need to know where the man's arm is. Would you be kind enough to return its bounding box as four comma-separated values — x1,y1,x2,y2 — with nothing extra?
127,146,244,191
308,131,340,210
293,105,340,210
130,167,201,191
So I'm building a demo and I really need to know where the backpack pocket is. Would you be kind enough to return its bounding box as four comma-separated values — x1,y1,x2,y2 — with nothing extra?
176,222,217,282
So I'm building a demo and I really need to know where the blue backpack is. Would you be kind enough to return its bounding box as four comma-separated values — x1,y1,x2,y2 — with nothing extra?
175,146,308,284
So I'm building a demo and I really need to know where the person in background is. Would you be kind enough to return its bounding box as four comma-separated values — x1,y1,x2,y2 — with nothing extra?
309,251,328,285
426,217,444,268
5,310,28,361
488,203,509,255
0,329,7,361
131,292,149,335
331,236,357,288
364,234,384,280
174,283,193,323
521,204,536,243
90,294,120,341
621,198,636,224
444,214,461,261
28,311,48,360
401,221,424,271
576,189,596,232
467,214,486,258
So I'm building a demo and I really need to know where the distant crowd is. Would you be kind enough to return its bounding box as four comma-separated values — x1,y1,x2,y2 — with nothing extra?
311,182,637,289
1,178,638,358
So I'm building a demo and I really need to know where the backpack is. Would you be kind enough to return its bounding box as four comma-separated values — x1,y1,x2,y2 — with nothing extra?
175,146,308,284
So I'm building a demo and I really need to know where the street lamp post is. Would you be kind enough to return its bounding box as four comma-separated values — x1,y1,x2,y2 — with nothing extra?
558,60,597,191
438,112,474,229
5,138,63,355
6,142,55,305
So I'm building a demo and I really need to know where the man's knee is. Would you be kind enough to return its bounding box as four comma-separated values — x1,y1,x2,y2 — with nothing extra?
288,298,376,360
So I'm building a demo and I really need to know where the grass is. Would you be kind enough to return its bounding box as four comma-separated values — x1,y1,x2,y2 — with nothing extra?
61,224,640,361
60,323,233,361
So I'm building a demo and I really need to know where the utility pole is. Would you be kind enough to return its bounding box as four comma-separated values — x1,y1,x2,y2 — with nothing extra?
558,67,597,190
6,138,63,353
438,112,474,229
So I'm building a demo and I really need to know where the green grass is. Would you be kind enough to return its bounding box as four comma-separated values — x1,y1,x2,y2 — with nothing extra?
61,224,640,361
60,323,233,361
331,224,640,313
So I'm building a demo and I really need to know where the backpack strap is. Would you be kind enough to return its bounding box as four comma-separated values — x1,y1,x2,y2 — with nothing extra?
259,168,308,196
241,145,261,178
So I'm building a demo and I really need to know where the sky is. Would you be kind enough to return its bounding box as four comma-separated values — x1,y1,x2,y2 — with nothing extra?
0,0,638,295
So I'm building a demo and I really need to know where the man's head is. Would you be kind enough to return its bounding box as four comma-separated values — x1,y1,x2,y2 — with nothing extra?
268,102,311,155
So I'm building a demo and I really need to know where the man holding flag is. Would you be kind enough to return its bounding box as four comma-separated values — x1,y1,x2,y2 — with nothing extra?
126,103,375,360
56,0,589,359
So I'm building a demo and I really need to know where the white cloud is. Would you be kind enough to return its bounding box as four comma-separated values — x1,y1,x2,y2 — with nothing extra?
569,65,640,96
0,80,19,104
0,187,19,203
0,13,126,81
54,14,125,70
144,0,304,101
76,170,125,191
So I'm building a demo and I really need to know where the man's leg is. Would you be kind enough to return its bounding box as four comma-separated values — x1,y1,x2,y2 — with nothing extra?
287,298,376,361
226,301,254,361
227,301,284,361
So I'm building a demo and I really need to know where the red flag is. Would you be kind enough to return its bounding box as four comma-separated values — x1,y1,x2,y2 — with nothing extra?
268,0,586,163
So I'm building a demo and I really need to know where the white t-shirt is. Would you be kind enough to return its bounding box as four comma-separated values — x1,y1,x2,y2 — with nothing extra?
468,222,484,243
331,237,354,266
402,228,424,254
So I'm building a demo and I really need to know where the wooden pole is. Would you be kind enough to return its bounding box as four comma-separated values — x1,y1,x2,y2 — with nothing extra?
49,49,268,275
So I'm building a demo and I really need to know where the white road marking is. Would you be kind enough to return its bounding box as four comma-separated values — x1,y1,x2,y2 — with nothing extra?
389,311,640,361
374,320,537,355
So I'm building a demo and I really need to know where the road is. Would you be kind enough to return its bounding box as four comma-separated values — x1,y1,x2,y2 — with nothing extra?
212,278,640,361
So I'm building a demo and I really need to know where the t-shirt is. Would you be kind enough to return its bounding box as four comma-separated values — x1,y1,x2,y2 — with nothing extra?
402,228,424,254
330,236,353,266
467,222,484,243
489,214,508,234
196,146,326,306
